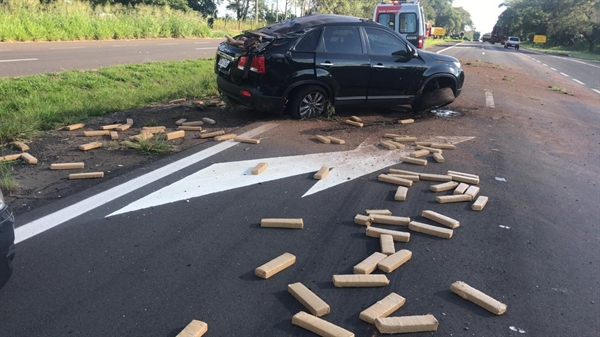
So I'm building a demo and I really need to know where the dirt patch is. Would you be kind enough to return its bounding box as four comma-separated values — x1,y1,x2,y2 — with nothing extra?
2,55,596,215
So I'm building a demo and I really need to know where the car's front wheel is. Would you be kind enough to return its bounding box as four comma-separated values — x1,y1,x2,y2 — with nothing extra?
417,87,455,112
288,85,329,119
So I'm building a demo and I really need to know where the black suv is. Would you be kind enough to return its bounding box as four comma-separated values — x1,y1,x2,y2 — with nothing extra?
0,189,15,289
215,14,464,119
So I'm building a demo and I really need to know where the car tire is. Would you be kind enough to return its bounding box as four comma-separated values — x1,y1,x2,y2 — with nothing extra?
417,87,455,112
288,85,329,119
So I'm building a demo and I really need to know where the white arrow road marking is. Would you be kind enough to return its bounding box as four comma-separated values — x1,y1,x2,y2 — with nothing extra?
15,123,279,244
108,136,475,216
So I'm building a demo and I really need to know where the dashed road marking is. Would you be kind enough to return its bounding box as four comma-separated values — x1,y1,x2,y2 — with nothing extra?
550,55,600,69
542,64,548,67
572,79,585,85
560,72,569,77
550,67,557,71
196,47,216,50
50,47,85,50
592,89,600,95
0,58,38,63
485,90,495,108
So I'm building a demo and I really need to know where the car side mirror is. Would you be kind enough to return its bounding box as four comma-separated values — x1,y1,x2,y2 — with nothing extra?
392,48,413,60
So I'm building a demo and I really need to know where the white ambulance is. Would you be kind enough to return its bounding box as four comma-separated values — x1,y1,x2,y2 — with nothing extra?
373,0,427,49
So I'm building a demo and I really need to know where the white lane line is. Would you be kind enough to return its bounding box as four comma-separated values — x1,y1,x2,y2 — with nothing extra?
536,60,541,63
550,67,557,71
14,123,279,244
196,47,216,50
50,47,85,50
437,42,463,54
542,64,548,67
572,79,586,85
592,89,600,95
0,58,38,63
158,43,178,46
550,55,600,69
485,90,495,108
560,72,570,77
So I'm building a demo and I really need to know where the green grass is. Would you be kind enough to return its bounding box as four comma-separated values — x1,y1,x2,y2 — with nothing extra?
0,59,218,143
0,162,20,193
548,86,574,96
0,0,214,41
124,136,179,155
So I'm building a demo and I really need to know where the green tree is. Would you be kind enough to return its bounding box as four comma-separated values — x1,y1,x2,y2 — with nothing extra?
187,0,221,17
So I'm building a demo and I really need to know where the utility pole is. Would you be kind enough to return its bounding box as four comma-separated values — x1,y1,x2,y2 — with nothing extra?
284,0,288,20
255,0,258,26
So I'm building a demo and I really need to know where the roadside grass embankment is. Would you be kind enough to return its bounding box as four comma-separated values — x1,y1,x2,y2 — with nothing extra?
0,0,213,41
521,42,600,62
0,59,218,143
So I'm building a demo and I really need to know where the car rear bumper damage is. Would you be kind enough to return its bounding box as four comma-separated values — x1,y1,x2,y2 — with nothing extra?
217,75,286,114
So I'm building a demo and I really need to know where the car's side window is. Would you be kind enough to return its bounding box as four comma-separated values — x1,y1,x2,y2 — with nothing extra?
322,26,363,54
365,27,408,56
295,28,322,52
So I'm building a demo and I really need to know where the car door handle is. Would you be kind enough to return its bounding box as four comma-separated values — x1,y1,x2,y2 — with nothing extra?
319,62,333,67
372,64,385,69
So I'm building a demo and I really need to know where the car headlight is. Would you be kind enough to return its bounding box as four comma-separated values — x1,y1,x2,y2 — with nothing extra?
454,61,461,69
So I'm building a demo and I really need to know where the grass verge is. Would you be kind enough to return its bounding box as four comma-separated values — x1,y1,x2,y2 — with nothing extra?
0,162,20,193
521,43,599,61
0,59,218,143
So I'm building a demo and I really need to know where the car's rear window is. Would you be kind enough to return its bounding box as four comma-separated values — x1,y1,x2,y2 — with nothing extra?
377,13,395,30
509,37,519,41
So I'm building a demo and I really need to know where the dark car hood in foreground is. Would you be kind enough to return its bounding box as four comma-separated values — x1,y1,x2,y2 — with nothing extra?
420,50,459,63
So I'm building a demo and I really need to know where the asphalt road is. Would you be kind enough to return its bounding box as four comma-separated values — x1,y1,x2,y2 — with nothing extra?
0,41,599,336
0,38,222,77
447,41,600,96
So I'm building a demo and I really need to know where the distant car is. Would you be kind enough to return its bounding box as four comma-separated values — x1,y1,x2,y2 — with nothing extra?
505,36,520,50
0,189,15,289
215,14,464,119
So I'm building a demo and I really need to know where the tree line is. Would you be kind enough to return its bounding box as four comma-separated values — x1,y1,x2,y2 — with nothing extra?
29,0,599,51
495,0,598,51
34,0,473,36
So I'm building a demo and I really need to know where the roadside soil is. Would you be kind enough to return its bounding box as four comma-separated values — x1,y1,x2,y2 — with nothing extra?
1,55,596,215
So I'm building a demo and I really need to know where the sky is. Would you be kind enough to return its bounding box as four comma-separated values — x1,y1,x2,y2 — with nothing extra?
451,0,506,34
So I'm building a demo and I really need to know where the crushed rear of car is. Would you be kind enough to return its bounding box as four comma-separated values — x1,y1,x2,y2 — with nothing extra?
215,14,464,119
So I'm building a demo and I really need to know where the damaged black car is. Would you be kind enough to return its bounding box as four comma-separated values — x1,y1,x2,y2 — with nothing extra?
215,14,464,119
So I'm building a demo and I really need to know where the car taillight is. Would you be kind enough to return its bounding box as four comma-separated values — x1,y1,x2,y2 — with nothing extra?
250,56,266,74
237,56,247,70
418,35,424,49
237,55,266,74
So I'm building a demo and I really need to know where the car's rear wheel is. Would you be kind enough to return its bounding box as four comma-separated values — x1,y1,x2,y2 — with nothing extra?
417,87,455,112
288,85,328,119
